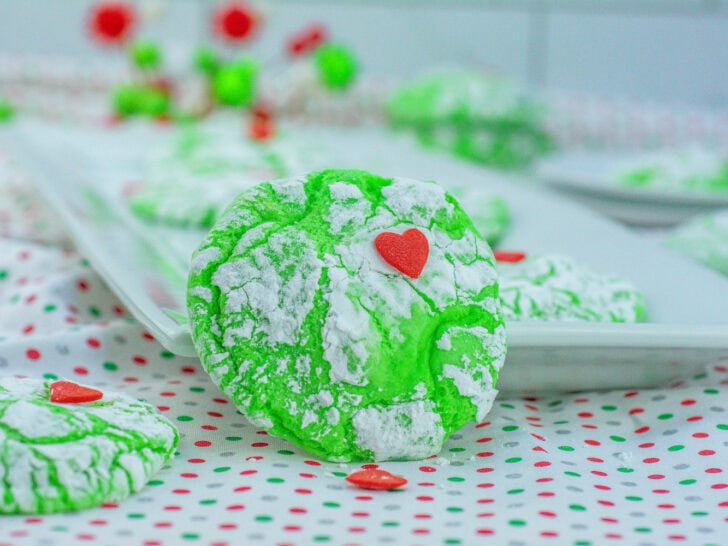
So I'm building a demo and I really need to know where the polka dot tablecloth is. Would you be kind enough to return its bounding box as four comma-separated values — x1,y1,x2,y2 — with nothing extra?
1,149,727,546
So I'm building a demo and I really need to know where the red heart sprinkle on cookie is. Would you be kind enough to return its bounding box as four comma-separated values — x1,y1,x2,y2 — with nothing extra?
50,381,103,404
374,228,429,279
493,250,527,264
345,469,408,490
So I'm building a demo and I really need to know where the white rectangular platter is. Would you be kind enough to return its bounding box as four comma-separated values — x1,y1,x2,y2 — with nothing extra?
6,119,728,395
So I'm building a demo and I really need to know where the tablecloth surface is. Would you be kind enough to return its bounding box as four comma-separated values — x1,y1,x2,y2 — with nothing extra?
0,142,727,546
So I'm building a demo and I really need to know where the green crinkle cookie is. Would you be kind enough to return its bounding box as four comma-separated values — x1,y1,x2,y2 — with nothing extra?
386,70,553,169
187,169,506,462
614,148,728,193
498,254,646,323
667,211,728,277
0,377,178,514
129,124,329,227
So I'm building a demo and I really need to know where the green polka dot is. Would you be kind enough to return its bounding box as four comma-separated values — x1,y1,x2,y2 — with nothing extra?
331,471,347,477
9,294,20,304
668,444,685,452
634,527,651,533
177,415,193,422
382,521,399,527
558,445,575,452
182,533,199,540
42,373,58,380
625,495,642,501
51,526,69,532
89,306,101,318
569,504,586,511
0,270,7,281
278,449,295,455
679,479,696,485
444,539,462,545
213,466,230,473
161,350,175,359
314,537,331,543
507,488,524,495
267,477,285,484
127,513,145,519
548,400,562,407
225,436,242,441
323,502,340,508
658,413,673,420
103,361,118,371
691,511,708,516
693,372,707,380
617,467,634,473
574,541,591,546
189,386,205,393
717,424,728,430
446,506,464,513
704,388,719,394
609,435,626,442
505,457,522,463
255,515,273,522
449,447,466,452
148,479,164,486
508,519,526,527
554,420,569,425
601,405,617,411
199,499,217,505
502,425,519,432
448,476,465,482
500,403,515,409
43,304,57,312
565,471,581,477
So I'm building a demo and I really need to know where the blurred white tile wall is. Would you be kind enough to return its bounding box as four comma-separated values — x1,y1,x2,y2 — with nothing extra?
0,0,726,108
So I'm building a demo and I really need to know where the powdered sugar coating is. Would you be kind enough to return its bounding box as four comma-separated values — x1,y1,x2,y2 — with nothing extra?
187,169,505,461
0,376,178,514
498,255,646,322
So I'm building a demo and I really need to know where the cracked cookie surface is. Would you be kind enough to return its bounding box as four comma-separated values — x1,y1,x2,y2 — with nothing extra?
0,376,178,514
187,169,506,462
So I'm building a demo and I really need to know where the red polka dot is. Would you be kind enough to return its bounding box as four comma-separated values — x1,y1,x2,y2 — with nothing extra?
304,460,321,466
188,458,206,464
86,338,101,349
477,452,494,458
635,426,650,434
180,473,198,479
251,442,268,448
194,440,212,447
226,504,245,511
477,467,494,473
693,432,709,438
160,391,176,397
711,483,728,489
73,367,88,376
26,348,41,360
687,415,703,422
77,280,89,291
153,522,172,528
207,411,224,418
699,450,716,456
290,507,307,514
234,486,251,493
419,466,436,473
639,442,655,449
181,366,197,374
585,439,601,446
706,468,722,474
412,529,430,535
201,425,217,431
648,474,665,480
133,355,147,365
172,489,190,494
163,505,181,511
300,473,316,479
643,457,660,464
294,488,312,495
22,324,35,335
361,464,378,469
592,470,608,477
239,470,257,476
588,457,604,463
142,331,155,341
476,529,495,536
416,496,434,502
629,407,644,415
578,412,593,418
534,461,551,468
624,390,639,397
541,531,559,538
352,512,369,518
680,399,696,406
539,511,557,518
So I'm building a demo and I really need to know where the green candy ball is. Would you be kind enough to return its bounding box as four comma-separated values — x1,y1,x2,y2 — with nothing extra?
130,40,162,70
194,46,220,76
213,60,258,107
0,98,14,123
314,44,358,91
111,85,143,116
139,87,171,117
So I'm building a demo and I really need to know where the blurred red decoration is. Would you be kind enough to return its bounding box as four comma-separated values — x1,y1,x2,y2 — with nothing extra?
88,2,136,46
286,23,327,57
248,105,274,141
493,250,527,264
213,2,258,43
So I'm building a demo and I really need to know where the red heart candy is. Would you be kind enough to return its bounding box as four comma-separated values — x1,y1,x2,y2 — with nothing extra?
374,228,429,279
493,250,527,264
49,381,103,404
345,469,408,490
